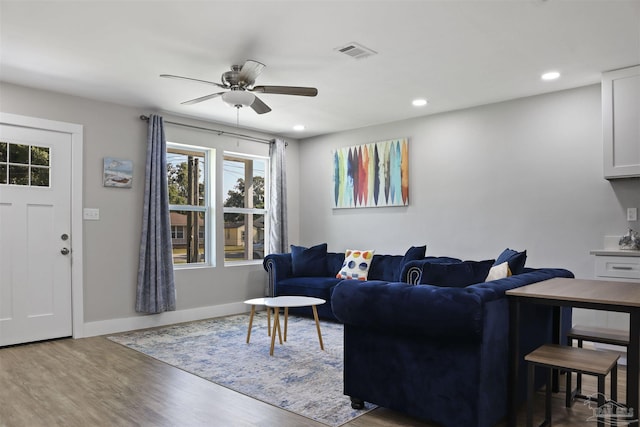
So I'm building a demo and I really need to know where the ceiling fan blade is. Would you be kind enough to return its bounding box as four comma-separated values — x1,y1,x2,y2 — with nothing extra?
181,92,226,105
250,95,272,114
251,85,318,97
238,60,266,83
160,74,227,89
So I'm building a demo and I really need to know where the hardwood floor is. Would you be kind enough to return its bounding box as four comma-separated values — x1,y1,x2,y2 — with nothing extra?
0,337,627,426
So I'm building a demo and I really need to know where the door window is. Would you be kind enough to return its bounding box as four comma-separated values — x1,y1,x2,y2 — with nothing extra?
0,142,50,187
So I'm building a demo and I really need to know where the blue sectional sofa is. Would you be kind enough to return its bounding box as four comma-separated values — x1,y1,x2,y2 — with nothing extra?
263,243,459,320
331,264,574,427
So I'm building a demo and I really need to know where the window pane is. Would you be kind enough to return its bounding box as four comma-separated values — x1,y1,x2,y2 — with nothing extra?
253,214,265,260
223,158,246,208
0,142,7,162
224,213,264,261
252,160,266,209
170,210,206,264
9,165,29,185
31,167,50,187
9,144,29,164
167,149,205,207
0,164,6,184
31,146,50,166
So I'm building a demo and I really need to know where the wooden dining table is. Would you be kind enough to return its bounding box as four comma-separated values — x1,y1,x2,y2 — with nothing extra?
506,277,640,426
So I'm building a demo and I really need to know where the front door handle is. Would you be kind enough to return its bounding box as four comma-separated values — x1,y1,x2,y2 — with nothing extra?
61,248,70,255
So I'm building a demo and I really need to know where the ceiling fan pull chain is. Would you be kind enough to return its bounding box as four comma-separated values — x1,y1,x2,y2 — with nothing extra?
236,107,240,147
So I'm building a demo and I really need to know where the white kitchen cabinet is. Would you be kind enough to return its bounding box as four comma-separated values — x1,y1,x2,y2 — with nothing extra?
580,250,640,331
602,65,640,179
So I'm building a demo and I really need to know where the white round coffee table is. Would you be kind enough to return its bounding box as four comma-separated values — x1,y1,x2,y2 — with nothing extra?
264,296,326,356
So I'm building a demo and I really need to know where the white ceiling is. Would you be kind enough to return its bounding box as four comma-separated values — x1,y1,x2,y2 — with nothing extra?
1,1,639,139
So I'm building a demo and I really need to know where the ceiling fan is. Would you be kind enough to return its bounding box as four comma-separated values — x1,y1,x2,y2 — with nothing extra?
160,60,318,114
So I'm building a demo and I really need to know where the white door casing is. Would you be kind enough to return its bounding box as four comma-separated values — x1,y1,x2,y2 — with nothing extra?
0,113,83,346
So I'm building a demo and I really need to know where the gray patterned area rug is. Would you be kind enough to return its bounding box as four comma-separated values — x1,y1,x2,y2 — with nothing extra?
108,313,375,426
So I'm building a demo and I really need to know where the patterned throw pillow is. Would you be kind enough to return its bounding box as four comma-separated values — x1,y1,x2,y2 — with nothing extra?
336,249,375,281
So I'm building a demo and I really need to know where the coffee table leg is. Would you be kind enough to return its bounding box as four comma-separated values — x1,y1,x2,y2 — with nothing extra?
284,307,289,342
267,307,271,337
270,307,279,356
312,305,324,351
246,305,255,344
276,310,283,344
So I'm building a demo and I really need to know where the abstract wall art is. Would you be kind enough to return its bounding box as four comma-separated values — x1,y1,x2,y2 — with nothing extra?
332,138,409,209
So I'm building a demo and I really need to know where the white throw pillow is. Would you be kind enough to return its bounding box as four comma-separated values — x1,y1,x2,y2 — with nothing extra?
485,261,511,282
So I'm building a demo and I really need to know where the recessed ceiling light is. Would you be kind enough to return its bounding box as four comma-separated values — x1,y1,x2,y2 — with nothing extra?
293,124,305,131
412,98,428,107
541,71,560,81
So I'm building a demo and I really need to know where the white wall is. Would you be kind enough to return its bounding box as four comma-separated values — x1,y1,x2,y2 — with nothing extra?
0,82,301,335
3,81,638,335
298,85,640,280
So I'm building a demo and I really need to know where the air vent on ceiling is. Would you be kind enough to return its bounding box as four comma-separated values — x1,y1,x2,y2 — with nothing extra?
335,42,377,60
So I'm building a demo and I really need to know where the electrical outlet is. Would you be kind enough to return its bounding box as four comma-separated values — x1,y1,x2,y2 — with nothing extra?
627,208,638,222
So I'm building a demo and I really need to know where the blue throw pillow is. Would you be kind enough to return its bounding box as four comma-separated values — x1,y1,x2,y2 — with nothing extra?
420,260,495,288
402,245,427,262
398,245,427,280
495,248,527,275
291,243,328,277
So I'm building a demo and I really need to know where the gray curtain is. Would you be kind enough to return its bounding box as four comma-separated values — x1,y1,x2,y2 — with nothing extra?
135,114,176,314
268,138,288,255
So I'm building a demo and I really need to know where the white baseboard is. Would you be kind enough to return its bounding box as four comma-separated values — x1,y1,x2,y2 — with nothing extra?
80,302,251,338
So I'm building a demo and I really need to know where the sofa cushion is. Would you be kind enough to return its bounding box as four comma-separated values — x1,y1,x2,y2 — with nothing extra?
291,243,328,277
337,249,375,281
277,276,343,295
420,260,495,287
495,248,527,275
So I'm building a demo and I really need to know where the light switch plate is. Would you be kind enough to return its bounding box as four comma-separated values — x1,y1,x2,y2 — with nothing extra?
83,208,100,220
627,208,637,222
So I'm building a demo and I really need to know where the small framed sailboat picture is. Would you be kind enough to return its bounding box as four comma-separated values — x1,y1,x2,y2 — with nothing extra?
103,157,133,188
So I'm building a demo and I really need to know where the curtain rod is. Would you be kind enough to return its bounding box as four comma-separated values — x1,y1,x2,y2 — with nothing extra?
139,115,274,145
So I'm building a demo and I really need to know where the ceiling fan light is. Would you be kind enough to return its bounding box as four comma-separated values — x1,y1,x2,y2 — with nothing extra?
222,90,255,107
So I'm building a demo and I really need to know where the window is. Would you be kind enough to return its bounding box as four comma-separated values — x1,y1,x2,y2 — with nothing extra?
167,144,211,266
171,225,184,240
0,142,50,186
223,154,268,262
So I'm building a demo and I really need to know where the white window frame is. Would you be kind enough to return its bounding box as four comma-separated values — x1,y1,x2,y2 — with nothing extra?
167,142,214,268
223,151,269,265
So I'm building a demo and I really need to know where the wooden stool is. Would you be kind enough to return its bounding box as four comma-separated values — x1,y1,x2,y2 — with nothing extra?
566,325,629,407
525,344,619,427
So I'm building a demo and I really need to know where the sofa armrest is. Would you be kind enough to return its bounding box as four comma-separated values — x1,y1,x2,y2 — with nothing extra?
332,280,484,341
467,268,574,302
263,253,293,296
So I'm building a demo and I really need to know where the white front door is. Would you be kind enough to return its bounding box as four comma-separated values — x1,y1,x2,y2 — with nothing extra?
0,123,73,346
